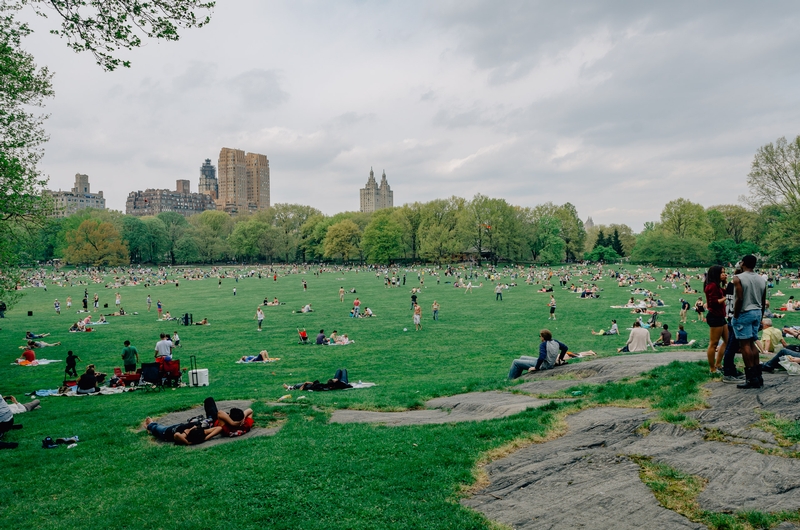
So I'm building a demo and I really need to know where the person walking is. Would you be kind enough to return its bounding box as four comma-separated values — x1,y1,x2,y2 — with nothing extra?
256,307,265,331
732,255,767,389
339,287,345,302
147,295,152,312
413,303,422,331
495,283,503,301
54,299,60,315
432,300,440,321
548,295,557,320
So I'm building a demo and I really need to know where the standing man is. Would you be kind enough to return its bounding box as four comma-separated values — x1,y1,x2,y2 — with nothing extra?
154,333,173,361
54,299,60,315
115,292,121,309
66,296,72,310
233,287,237,296
413,303,423,331
339,287,345,302
146,295,152,312
432,300,440,321
121,340,139,373
157,300,163,319
353,297,361,317
302,279,307,291
679,298,689,323
495,283,503,301
256,307,265,332
410,292,418,310
93,293,99,311
732,255,767,389
548,295,557,320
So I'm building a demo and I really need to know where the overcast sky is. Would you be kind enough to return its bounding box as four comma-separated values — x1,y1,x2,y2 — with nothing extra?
20,1,800,230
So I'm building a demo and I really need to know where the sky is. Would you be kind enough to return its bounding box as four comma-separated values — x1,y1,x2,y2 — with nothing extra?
18,1,800,231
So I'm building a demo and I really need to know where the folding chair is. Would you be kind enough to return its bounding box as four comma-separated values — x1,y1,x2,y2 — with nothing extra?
139,362,163,392
161,359,182,387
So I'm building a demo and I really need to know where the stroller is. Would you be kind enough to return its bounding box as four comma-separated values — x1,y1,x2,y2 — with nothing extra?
297,328,309,345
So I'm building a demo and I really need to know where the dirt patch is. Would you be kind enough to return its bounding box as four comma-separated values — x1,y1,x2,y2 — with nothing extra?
145,400,282,448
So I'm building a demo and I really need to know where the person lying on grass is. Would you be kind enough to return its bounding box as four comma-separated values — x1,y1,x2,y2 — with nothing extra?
214,407,254,437
20,339,61,349
26,331,50,340
194,318,209,325
507,329,569,379
144,417,223,446
239,351,279,362
283,378,352,391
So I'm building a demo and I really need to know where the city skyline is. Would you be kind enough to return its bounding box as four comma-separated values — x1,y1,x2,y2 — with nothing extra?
20,2,800,230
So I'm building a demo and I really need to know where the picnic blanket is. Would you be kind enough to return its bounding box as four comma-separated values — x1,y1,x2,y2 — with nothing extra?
12,359,62,366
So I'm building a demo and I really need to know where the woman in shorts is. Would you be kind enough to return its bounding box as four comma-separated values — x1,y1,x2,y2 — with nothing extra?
694,297,706,323
704,265,728,374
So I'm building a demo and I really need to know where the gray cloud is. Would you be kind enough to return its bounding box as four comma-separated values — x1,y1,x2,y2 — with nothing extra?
228,69,289,111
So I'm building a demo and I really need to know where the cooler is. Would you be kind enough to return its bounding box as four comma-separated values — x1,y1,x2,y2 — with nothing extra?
188,368,209,386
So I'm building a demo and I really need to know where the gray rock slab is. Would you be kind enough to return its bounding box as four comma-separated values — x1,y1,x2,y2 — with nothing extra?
146,400,281,447
462,407,705,530
516,350,707,394
330,391,571,425
467,364,800,528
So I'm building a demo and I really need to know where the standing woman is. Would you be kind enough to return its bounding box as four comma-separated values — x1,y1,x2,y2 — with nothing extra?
694,297,706,322
704,265,729,374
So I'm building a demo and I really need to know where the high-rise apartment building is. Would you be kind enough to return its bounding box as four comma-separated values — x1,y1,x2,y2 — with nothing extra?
217,147,270,214
126,180,216,217
47,173,106,218
246,153,270,211
359,168,393,213
198,158,218,200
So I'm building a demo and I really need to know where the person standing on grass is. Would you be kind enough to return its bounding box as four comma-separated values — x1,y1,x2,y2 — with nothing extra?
147,295,151,312
679,298,689,323
256,307,264,331
694,297,705,322
54,299,60,315
353,297,361,317
66,296,72,310
410,292,418,309
495,283,503,301
233,288,237,296
704,265,729,375
172,331,181,348
732,255,767,389
413,303,422,331
115,292,121,309
157,300,163,319
548,295,557,320
121,340,139,373
302,279,307,291
432,300,440,321
93,293,99,311
339,287,345,302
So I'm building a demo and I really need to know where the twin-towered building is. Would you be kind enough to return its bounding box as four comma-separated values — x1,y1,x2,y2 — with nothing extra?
359,168,393,213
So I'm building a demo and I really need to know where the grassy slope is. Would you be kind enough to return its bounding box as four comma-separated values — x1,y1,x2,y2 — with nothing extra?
0,265,790,529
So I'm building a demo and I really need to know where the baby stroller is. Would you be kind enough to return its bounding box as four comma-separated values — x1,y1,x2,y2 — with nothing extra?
297,328,309,345
647,311,660,329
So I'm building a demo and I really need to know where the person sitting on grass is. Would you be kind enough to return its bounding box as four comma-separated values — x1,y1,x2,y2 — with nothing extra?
673,324,689,345
300,304,313,313
316,329,329,345
26,331,50,340
591,320,618,335
18,346,36,363
617,320,656,353
507,329,569,379
76,365,105,394
762,352,800,373
143,417,223,446
655,323,672,346
763,300,784,320
363,307,374,317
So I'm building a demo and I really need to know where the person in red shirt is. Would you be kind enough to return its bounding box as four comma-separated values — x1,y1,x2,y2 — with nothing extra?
21,348,35,362
214,407,253,436
704,265,729,374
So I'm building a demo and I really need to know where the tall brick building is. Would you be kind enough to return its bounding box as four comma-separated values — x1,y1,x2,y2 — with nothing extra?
217,147,270,214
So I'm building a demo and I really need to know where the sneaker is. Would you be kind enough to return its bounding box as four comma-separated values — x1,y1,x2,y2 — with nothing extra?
723,374,745,384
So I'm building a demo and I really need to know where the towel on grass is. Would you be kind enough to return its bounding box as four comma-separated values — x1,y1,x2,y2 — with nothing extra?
12,359,62,366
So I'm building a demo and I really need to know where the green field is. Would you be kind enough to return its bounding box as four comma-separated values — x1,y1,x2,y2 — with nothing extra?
0,265,788,529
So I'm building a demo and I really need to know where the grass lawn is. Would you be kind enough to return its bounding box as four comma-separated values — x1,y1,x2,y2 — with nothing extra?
0,265,794,529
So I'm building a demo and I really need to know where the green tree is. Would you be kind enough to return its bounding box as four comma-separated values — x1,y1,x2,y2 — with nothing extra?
594,229,607,249
142,217,168,263
630,231,710,266
362,210,403,264
746,135,800,210
707,204,756,244
0,9,54,302
157,211,189,265
554,202,585,262
323,220,361,262
585,245,621,263
660,198,712,240
523,205,565,264
64,219,129,265
121,216,150,263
